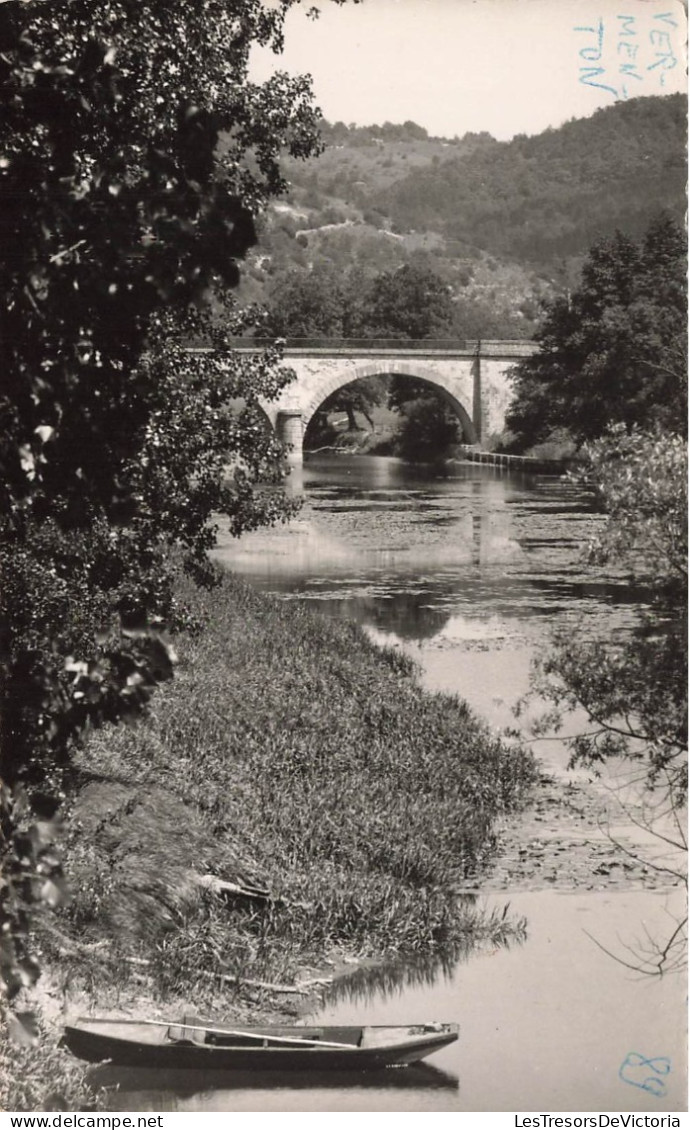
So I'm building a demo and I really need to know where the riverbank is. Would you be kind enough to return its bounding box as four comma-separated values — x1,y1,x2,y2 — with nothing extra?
6,765,679,1111
5,572,536,1110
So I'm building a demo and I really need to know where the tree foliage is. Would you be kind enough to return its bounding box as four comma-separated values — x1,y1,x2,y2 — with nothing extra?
263,265,350,337
362,263,455,339
0,0,346,1030
529,428,687,868
506,216,687,450
394,396,461,462
318,378,387,432
526,429,687,969
264,261,456,341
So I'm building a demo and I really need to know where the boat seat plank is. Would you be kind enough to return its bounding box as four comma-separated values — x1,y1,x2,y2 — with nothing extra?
167,1025,205,1045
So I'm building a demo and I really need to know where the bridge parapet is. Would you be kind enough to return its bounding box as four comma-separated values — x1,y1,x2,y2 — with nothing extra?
226,337,538,361
466,340,538,358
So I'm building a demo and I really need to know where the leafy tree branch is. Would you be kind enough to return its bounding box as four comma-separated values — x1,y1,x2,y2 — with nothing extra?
0,0,354,1036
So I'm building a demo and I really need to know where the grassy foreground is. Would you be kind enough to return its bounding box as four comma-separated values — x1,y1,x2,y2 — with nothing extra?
6,574,536,1108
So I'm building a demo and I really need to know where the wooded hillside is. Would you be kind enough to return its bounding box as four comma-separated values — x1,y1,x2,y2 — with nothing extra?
236,94,686,337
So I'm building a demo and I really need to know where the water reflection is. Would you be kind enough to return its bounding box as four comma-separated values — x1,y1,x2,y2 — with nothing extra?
299,589,454,641
324,952,463,1010
97,1061,459,1109
214,456,636,640
322,923,526,1010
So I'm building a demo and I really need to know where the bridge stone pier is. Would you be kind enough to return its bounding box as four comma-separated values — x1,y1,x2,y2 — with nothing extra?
247,339,537,465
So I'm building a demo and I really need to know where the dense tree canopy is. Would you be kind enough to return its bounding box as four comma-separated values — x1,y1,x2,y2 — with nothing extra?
263,265,350,338
505,216,687,450
1,0,326,523
372,95,686,269
362,263,455,339
264,261,456,341
394,395,462,462
0,0,350,1030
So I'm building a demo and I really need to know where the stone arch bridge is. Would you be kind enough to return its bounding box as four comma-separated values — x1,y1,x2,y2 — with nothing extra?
237,339,537,464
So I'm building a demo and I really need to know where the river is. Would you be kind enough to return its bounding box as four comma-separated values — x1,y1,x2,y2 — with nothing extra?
113,455,687,1113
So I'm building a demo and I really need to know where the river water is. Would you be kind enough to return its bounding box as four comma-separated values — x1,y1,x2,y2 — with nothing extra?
111,455,687,1113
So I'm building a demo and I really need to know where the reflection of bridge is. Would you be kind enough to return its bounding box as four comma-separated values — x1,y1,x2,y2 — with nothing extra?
247,339,537,464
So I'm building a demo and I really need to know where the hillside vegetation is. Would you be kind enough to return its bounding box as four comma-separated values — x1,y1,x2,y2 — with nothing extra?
237,95,686,336
372,95,686,269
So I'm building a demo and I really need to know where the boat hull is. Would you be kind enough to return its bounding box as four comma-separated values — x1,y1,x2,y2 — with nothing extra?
63,1021,458,1071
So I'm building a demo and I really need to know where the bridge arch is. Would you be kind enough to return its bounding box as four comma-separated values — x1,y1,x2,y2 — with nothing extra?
300,362,478,452
254,340,538,463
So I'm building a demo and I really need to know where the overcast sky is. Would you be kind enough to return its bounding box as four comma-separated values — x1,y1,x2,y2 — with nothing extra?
251,0,687,140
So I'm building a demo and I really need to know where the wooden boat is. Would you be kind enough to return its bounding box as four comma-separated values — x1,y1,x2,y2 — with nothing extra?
63,1016,459,1070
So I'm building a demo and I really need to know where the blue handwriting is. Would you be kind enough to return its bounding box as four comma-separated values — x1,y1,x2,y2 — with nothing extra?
619,1052,671,1098
574,10,682,100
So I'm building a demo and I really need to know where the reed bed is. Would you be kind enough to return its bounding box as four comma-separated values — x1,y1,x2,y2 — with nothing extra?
58,573,536,994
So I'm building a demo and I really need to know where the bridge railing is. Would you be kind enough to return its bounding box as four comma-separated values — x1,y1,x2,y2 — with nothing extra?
226,337,472,350
185,337,537,355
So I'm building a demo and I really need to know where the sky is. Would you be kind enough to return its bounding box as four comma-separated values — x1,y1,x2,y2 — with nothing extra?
251,0,687,140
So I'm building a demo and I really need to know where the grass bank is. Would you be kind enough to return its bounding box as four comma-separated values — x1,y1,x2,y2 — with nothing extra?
10,574,536,1107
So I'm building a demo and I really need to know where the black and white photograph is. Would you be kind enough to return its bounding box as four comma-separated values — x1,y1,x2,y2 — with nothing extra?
0,0,687,1119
